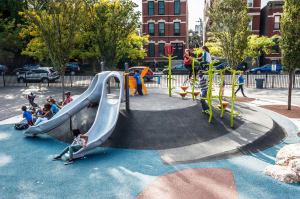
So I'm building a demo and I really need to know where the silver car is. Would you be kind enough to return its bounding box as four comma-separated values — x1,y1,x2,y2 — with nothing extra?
17,67,60,83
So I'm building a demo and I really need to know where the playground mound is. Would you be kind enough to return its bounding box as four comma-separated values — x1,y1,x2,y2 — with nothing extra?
46,88,287,165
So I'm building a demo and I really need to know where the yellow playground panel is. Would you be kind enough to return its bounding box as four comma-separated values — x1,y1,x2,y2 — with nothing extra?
124,67,148,96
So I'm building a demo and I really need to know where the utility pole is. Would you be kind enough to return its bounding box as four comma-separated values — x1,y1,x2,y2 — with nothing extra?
196,18,203,46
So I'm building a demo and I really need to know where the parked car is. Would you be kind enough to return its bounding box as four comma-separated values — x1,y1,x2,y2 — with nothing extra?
14,64,42,75
213,62,246,71
162,64,199,75
128,66,154,81
295,68,300,74
65,62,84,76
250,64,283,74
0,65,9,75
17,67,60,83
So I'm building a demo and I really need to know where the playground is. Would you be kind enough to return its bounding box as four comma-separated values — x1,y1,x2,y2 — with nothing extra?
1,64,300,198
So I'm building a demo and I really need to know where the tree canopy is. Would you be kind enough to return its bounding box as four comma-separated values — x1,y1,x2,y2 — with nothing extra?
206,0,252,69
280,0,300,110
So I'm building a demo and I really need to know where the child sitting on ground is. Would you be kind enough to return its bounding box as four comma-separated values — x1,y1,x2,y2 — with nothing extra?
134,69,143,96
22,106,34,126
49,98,58,115
52,129,88,165
34,104,53,125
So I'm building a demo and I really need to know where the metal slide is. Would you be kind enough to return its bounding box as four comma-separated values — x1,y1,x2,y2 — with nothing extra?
23,71,121,137
65,71,125,159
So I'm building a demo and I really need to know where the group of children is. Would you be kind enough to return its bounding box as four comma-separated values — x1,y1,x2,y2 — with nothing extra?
22,92,84,165
22,92,73,127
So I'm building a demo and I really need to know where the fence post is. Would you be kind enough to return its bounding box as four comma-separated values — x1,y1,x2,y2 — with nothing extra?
70,73,72,87
293,73,295,88
2,74,5,86
247,73,249,87
125,62,130,110
265,73,268,88
101,62,105,72
25,72,27,87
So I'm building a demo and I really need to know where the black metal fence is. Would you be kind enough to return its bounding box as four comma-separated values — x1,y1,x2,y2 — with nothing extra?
1,73,300,89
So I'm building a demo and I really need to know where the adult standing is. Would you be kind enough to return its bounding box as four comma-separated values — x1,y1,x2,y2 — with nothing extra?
235,72,247,97
184,49,193,79
199,46,212,71
199,71,209,113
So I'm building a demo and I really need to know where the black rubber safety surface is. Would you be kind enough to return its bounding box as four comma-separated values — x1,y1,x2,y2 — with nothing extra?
102,102,244,150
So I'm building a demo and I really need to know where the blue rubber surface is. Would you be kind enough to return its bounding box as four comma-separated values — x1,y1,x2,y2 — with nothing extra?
0,108,299,199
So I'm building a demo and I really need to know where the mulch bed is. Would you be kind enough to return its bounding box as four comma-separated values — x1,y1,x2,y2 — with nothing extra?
235,97,256,103
259,105,300,118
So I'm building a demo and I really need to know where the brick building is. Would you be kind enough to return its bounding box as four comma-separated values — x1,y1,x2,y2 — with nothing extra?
142,0,189,67
260,1,284,65
203,0,261,42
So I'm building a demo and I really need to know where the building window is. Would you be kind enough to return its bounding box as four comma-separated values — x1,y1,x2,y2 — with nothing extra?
159,43,165,57
148,43,155,57
158,1,164,15
174,0,180,15
158,23,165,36
249,20,252,31
274,16,281,30
148,2,154,15
174,22,180,36
148,23,154,36
247,0,253,8
273,38,279,53
272,60,278,65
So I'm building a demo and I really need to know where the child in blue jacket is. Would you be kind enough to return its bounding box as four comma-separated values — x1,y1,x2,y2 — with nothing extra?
134,70,143,96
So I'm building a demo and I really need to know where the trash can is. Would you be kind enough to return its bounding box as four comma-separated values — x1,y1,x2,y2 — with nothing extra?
255,78,265,89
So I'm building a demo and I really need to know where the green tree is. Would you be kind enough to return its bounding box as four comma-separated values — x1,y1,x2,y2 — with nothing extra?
280,0,300,110
0,14,27,60
23,0,85,100
87,0,148,70
206,0,251,69
197,35,278,66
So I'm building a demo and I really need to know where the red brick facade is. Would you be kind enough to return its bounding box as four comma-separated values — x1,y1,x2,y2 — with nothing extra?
142,0,189,66
248,0,261,35
260,1,284,65
203,0,261,41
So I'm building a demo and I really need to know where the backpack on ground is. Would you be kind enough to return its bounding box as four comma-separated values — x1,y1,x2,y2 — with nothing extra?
14,123,29,130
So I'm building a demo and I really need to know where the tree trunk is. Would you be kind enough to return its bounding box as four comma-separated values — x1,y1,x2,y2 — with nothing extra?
92,57,97,73
61,73,65,102
288,72,293,110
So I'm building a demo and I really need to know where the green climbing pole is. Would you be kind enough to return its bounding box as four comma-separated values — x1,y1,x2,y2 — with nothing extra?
227,68,242,127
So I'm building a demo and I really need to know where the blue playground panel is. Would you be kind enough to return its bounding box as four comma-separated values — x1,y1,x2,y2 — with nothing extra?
144,75,162,84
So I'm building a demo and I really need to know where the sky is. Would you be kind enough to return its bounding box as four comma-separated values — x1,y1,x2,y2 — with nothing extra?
133,0,272,31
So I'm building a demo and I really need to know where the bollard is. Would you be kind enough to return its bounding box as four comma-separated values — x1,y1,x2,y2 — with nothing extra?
70,116,72,130
272,73,275,88
125,62,130,110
